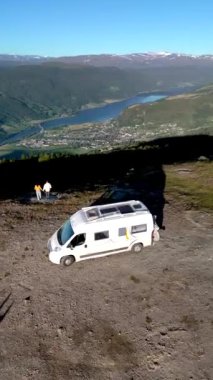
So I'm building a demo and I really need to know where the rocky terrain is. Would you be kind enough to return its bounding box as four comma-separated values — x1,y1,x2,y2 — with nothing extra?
0,184,213,380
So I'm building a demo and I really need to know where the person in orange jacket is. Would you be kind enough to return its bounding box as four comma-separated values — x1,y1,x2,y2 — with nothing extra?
34,184,42,200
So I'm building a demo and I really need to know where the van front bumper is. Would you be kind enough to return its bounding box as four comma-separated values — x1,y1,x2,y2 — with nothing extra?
49,251,61,265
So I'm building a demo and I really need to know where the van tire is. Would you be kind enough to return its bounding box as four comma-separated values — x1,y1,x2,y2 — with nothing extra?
60,255,75,266
131,243,143,253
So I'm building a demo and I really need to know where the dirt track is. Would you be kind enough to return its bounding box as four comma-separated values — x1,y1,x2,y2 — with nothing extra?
0,192,213,380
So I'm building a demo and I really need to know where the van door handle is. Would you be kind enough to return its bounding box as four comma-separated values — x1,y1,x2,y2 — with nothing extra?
84,244,87,248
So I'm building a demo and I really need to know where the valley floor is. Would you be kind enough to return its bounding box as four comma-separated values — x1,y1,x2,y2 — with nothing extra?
0,191,213,379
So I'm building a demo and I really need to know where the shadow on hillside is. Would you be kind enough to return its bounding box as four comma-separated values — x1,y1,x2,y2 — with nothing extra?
91,165,166,228
0,135,212,228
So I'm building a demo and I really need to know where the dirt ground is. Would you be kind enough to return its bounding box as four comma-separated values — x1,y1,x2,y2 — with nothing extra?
0,191,213,380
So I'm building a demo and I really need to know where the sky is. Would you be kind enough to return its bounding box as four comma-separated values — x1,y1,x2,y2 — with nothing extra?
1,0,213,57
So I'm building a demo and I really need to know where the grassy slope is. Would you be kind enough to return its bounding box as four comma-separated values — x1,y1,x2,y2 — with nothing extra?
2,84,213,160
0,135,212,212
1,63,213,130
117,84,213,136
165,161,213,210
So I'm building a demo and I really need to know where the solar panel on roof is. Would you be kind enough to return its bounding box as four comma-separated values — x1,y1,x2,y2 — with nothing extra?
84,201,146,221
117,205,133,214
100,207,117,215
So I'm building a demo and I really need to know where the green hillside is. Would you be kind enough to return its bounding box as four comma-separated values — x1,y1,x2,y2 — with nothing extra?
1,84,213,161
1,63,213,133
116,84,213,137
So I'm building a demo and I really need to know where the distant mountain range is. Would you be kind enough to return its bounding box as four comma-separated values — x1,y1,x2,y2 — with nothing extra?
1,52,213,68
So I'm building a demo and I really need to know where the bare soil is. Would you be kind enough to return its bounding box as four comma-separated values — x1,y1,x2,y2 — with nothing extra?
0,191,213,380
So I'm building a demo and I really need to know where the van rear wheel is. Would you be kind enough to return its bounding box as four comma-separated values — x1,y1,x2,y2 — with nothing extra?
131,243,143,253
60,255,75,266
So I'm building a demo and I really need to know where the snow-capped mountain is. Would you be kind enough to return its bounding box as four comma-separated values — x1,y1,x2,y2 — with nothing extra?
1,52,213,68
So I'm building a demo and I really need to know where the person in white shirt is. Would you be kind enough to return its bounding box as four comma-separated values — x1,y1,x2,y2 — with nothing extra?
43,181,52,198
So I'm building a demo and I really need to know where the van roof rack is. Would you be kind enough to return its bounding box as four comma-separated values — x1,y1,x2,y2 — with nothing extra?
82,200,147,221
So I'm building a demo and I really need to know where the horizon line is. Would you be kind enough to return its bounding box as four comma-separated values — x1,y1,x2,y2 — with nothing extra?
1,51,213,59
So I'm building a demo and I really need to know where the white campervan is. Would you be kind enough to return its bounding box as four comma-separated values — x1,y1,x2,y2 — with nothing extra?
47,200,159,266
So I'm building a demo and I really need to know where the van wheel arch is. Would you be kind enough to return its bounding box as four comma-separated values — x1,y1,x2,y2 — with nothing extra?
131,243,143,253
60,255,75,266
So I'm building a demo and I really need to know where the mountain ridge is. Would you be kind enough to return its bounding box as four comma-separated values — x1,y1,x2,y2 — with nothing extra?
2,62,213,130
1,52,213,68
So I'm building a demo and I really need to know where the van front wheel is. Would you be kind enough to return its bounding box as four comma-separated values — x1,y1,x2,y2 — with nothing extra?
60,255,75,266
131,243,143,253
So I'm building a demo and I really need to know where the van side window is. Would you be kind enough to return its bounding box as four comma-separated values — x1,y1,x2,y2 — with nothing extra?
94,231,109,240
68,233,86,248
131,224,147,233
118,227,126,236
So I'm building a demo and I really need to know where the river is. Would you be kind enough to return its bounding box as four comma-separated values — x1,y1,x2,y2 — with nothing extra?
0,86,196,146
41,93,166,129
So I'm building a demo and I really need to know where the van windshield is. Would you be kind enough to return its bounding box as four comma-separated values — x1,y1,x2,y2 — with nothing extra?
57,219,74,245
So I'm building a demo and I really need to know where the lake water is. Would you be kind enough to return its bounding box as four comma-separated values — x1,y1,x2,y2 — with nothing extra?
41,94,166,129
0,86,196,145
